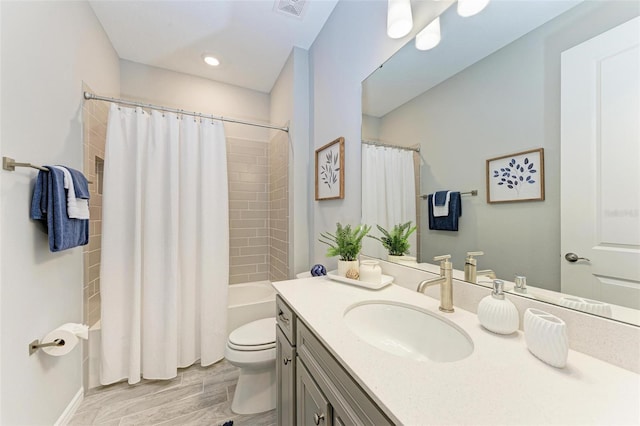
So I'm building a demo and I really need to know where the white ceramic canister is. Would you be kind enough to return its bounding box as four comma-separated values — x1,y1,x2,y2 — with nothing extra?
337,259,359,277
359,260,382,284
524,308,569,368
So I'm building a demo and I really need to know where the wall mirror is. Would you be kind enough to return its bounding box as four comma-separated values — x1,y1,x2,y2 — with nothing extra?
361,0,640,326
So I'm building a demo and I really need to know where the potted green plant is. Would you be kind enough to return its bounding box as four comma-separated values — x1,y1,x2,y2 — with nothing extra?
368,221,417,263
319,223,371,276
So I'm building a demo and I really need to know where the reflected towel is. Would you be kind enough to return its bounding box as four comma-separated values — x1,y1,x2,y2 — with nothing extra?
428,191,462,231
30,167,89,252
432,190,451,217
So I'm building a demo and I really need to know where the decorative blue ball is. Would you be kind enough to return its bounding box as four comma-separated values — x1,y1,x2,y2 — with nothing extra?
310,264,327,276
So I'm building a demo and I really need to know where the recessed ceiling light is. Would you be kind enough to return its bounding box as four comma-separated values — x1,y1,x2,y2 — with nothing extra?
203,55,220,67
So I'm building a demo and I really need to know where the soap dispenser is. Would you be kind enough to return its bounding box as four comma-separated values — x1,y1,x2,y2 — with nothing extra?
477,279,519,334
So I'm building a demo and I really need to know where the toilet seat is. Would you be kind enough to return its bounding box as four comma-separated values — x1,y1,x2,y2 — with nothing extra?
228,317,276,351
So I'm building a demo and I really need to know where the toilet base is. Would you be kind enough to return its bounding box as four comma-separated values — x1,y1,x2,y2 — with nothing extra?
231,362,276,415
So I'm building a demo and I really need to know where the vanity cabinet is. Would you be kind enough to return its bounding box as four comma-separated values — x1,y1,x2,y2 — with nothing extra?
276,295,297,426
297,361,331,425
277,295,393,426
296,320,393,426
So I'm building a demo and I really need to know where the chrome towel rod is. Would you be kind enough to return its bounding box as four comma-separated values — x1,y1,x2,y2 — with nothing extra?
420,190,478,199
3,156,48,172
83,91,290,133
3,157,93,184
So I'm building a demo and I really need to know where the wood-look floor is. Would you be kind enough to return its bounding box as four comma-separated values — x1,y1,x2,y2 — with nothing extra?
69,360,276,426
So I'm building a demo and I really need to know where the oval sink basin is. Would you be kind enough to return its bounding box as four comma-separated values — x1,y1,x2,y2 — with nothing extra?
344,301,474,363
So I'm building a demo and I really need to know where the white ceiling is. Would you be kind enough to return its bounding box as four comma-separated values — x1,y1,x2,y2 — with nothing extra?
363,0,583,117
89,0,339,94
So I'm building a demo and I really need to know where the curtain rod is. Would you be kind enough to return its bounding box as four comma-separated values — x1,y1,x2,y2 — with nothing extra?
83,92,289,133
361,140,420,152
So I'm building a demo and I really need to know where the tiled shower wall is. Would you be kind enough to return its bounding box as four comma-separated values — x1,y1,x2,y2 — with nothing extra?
269,132,289,281
228,137,270,284
82,85,107,391
82,85,106,328
227,134,290,284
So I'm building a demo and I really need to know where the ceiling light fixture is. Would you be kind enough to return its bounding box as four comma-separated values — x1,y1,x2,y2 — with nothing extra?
202,55,220,67
387,0,413,39
415,17,441,51
457,0,491,17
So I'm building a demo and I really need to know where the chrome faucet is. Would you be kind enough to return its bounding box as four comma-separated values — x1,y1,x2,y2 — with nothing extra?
417,255,454,313
464,251,496,282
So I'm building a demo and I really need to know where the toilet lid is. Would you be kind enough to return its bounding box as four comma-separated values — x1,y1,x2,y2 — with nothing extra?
228,317,276,348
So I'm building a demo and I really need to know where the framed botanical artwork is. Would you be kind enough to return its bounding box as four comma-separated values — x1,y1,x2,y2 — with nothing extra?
486,148,545,203
315,137,345,200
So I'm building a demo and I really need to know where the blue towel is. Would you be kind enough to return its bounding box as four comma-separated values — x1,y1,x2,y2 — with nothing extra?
428,191,462,231
65,166,90,199
434,190,449,206
30,167,89,252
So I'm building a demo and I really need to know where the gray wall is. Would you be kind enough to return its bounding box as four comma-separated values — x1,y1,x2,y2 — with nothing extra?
0,1,120,424
309,0,453,269
375,1,639,290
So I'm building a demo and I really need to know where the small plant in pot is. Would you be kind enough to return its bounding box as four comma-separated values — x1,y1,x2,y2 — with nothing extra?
368,221,417,263
319,223,371,277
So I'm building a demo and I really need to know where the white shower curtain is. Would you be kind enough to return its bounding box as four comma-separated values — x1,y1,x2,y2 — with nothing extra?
361,144,417,259
100,104,229,385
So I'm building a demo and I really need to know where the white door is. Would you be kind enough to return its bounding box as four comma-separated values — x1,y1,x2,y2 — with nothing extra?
561,17,640,309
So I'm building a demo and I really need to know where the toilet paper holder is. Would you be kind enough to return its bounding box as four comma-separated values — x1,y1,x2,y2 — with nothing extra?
28,338,65,355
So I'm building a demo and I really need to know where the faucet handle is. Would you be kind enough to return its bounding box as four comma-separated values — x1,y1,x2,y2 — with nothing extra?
466,251,484,258
433,254,452,270
433,254,451,262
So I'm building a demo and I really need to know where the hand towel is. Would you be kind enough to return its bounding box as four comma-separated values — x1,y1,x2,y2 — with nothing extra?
432,190,451,217
30,167,89,252
52,166,90,220
428,191,462,231
66,167,90,199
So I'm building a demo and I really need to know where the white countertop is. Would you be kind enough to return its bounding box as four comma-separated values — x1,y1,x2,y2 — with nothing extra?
273,276,640,425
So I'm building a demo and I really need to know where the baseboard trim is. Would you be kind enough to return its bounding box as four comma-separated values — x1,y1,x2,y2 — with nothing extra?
54,387,84,426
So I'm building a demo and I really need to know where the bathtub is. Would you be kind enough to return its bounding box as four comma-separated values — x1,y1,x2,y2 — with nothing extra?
87,281,276,389
227,281,276,336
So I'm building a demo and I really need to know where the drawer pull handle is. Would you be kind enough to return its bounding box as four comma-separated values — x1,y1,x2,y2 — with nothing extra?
313,412,325,425
283,357,292,365
278,310,290,324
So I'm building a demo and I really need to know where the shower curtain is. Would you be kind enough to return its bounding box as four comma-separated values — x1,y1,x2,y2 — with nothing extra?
100,104,229,385
361,144,417,259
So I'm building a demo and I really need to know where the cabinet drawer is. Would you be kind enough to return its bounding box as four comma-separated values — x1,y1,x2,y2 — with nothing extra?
297,320,394,426
276,294,296,344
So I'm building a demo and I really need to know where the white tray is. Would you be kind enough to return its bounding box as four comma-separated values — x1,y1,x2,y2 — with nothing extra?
326,270,393,290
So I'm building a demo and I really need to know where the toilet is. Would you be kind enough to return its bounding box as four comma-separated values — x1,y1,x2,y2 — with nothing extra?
224,317,277,414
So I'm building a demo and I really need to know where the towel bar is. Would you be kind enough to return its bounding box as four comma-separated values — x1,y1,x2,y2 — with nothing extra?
3,156,93,184
420,190,477,199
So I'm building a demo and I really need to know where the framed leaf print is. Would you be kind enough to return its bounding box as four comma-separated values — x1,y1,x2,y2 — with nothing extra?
315,137,345,200
486,148,545,203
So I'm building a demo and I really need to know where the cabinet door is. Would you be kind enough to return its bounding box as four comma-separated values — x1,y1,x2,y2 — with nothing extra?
297,362,332,426
276,325,296,426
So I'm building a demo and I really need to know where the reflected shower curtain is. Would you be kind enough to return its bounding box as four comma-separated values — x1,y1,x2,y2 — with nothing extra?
361,144,417,259
100,104,229,385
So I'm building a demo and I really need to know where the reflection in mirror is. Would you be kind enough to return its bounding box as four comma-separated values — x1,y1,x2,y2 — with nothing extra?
361,1,640,325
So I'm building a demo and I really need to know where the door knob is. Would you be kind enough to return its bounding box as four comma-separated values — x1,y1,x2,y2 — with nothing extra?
565,253,590,263
313,412,325,425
